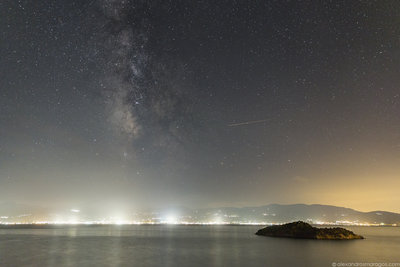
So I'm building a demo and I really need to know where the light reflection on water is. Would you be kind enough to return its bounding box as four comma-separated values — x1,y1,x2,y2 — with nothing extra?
0,225,399,266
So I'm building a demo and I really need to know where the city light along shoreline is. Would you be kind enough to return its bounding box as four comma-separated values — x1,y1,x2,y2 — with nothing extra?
0,220,398,227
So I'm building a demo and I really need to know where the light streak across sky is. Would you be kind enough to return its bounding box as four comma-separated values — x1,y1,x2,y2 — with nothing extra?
228,119,269,127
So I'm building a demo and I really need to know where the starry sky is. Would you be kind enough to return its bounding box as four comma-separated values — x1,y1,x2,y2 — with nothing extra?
1,0,400,213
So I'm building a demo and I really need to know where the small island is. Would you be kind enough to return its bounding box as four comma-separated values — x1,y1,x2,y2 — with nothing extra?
255,221,364,240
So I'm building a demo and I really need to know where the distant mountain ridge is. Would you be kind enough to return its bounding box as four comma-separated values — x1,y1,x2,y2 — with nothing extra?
165,203,400,225
1,202,400,225
232,203,400,224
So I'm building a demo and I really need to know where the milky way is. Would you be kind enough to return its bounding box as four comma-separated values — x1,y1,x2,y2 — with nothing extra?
98,0,197,166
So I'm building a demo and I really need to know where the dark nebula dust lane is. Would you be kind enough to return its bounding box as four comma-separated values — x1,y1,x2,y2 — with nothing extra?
1,0,400,213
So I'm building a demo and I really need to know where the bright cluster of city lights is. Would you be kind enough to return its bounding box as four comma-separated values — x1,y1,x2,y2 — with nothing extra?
0,208,398,226
0,217,397,227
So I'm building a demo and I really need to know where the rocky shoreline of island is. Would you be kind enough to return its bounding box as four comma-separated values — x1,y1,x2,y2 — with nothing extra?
256,221,364,240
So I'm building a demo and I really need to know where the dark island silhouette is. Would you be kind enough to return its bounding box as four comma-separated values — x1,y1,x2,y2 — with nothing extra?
255,221,364,240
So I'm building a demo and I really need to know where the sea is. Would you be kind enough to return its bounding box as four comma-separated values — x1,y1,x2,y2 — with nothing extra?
0,225,399,266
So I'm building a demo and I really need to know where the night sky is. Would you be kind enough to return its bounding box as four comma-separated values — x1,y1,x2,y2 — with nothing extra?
1,0,400,213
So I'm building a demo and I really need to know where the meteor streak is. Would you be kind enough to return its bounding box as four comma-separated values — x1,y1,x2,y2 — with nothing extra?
228,119,269,127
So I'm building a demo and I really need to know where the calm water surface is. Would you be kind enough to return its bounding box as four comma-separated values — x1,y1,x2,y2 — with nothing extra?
0,225,399,266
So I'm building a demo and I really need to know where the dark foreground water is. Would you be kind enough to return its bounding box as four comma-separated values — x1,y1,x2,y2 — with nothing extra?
0,225,399,266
